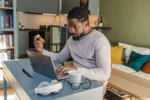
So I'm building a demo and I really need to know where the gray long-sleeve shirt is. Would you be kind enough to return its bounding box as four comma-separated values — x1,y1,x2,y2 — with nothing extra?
43,29,111,82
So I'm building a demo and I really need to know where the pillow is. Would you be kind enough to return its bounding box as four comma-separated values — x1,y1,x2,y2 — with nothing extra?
118,42,150,63
142,60,150,74
118,42,135,63
122,48,126,63
111,45,126,63
111,46,123,64
125,51,150,72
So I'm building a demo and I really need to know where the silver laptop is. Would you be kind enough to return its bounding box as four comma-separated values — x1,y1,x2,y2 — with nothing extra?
26,50,68,80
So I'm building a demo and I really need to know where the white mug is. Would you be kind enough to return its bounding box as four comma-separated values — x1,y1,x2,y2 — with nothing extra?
68,70,82,87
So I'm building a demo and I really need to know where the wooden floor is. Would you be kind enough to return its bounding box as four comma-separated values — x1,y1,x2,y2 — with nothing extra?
0,88,14,96
0,87,16,100
0,69,16,100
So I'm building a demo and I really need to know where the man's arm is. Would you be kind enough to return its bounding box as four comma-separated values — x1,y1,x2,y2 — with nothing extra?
77,37,111,82
43,42,71,63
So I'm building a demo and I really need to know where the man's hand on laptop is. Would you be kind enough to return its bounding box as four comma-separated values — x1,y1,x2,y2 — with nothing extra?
56,66,77,74
34,36,44,54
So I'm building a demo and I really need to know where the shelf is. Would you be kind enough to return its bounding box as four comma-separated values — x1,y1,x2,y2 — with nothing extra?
93,26,112,30
0,0,17,59
0,28,14,32
19,28,50,32
106,85,130,99
0,7,13,10
0,47,14,50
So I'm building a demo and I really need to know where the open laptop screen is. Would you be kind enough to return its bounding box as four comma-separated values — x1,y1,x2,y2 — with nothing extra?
27,50,58,79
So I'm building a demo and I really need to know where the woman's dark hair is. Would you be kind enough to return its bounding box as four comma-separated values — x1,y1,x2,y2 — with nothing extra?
67,7,90,22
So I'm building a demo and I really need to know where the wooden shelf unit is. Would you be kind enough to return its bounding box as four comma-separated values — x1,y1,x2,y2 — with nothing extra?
0,7,13,10
0,0,18,62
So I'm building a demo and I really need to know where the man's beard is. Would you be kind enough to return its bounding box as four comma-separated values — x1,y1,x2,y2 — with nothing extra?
72,33,84,40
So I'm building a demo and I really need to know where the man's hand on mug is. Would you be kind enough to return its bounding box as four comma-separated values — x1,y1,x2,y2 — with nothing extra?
34,36,44,54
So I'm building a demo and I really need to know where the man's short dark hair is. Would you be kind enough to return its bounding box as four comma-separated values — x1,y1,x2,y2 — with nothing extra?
67,7,90,22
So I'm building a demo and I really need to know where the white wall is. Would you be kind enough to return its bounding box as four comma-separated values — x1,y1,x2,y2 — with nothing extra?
18,12,56,29
60,14,99,27
18,12,98,29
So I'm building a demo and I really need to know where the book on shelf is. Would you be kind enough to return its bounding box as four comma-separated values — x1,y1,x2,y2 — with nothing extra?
9,15,13,28
0,0,2,7
0,15,13,28
0,50,14,68
1,0,4,7
4,0,12,7
0,0,12,7
5,16,9,28
0,32,13,48
0,16,4,28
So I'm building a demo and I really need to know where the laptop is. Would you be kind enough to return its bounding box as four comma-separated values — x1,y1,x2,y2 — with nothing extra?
26,50,68,80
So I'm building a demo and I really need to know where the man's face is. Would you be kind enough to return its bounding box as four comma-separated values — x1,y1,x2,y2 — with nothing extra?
67,19,86,40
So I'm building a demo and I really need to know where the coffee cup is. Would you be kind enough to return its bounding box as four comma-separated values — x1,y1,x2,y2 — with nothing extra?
68,70,82,87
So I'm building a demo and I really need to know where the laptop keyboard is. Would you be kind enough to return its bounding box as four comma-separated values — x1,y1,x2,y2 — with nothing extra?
57,73,68,80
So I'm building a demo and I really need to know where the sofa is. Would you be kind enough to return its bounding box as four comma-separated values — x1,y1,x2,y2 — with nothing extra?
109,42,150,99
112,64,150,80
112,42,150,80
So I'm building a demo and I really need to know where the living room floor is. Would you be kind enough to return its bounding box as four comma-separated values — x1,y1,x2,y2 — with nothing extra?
0,88,16,100
0,69,16,100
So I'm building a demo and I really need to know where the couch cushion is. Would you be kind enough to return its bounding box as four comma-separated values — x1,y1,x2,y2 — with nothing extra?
142,60,150,74
132,71,150,80
125,51,150,72
111,46,123,64
112,64,136,73
118,42,134,62
118,42,150,63
122,48,126,63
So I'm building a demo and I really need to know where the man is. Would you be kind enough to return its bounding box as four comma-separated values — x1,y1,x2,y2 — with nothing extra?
34,7,111,90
